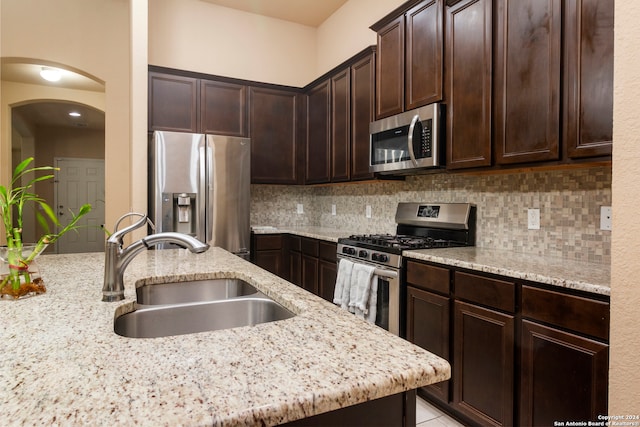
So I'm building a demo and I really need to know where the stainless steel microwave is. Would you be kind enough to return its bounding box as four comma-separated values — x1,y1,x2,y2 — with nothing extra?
369,103,442,174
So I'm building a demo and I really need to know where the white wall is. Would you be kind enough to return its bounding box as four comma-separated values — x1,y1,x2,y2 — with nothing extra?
610,0,640,413
0,0,130,233
148,0,317,87
316,0,406,75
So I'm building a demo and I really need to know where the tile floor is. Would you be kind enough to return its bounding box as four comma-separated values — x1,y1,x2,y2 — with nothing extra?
416,396,466,427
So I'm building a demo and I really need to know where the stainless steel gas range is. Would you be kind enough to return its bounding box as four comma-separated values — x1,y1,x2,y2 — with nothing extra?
336,202,476,336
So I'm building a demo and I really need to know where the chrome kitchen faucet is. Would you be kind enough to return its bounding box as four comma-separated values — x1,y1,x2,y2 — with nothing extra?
102,213,209,302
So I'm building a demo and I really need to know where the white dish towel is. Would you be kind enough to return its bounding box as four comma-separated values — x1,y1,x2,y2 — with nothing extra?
348,263,377,322
333,258,354,310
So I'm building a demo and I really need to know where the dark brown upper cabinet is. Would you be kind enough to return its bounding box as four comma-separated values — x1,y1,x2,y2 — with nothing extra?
563,0,614,159
303,47,376,184
350,52,376,181
444,0,492,170
306,80,332,184
494,0,562,165
372,0,443,119
406,0,444,110
374,14,405,119
331,68,351,182
249,86,301,184
149,72,199,133
200,79,248,137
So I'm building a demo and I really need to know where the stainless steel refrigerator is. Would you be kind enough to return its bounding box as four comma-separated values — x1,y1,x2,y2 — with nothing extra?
149,131,250,259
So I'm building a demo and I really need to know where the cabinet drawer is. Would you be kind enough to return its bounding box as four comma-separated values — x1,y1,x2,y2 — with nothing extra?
319,241,337,262
301,237,319,257
254,235,282,251
406,261,450,295
288,235,301,252
454,271,515,313
522,286,610,341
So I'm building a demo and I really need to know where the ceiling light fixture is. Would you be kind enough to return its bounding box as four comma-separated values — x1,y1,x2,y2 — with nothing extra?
40,67,61,82
68,111,82,117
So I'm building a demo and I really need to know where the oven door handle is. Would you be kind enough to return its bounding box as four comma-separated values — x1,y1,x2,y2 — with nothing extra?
373,268,398,279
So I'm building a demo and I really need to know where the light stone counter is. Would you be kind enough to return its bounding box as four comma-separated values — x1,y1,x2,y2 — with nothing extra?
0,247,450,426
403,247,610,296
251,226,351,243
252,226,609,296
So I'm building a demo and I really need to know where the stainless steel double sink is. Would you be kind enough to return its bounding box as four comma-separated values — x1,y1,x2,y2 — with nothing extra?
114,278,295,338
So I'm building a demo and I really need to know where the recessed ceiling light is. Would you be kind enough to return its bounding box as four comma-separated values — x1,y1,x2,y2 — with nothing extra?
68,111,82,117
40,67,62,82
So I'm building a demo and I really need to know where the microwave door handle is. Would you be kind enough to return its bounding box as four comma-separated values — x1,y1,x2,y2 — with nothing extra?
407,114,420,166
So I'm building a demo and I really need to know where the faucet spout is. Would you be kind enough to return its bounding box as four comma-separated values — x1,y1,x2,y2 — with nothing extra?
102,216,209,302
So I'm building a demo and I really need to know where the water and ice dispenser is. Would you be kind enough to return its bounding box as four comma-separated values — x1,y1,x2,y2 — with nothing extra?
162,192,196,236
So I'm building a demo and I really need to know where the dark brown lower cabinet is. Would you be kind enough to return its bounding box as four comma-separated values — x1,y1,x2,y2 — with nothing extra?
405,259,609,426
453,300,514,427
283,390,416,427
406,286,450,404
251,234,283,277
520,320,609,426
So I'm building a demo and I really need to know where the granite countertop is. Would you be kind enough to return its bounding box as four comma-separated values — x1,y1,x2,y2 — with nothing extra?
251,225,350,242
252,226,610,296
403,247,610,296
0,247,450,426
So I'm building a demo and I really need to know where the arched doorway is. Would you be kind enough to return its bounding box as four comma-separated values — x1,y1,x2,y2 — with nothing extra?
3,59,106,253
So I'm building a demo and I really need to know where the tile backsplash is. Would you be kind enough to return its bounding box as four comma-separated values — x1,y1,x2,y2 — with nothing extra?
251,166,612,264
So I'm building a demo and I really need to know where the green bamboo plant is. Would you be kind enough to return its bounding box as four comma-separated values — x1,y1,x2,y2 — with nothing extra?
0,157,91,298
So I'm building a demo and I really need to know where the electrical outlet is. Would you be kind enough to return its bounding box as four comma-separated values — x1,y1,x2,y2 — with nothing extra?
366,205,372,218
528,208,540,230
296,203,303,214
600,206,612,230
331,204,336,216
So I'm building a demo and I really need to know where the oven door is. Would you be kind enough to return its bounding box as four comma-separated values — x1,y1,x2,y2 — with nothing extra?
336,255,400,336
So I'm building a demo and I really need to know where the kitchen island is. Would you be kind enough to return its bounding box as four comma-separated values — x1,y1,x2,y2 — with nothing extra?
0,247,450,426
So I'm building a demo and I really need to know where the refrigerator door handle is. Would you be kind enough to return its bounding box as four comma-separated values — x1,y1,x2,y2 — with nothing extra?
200,141,211,244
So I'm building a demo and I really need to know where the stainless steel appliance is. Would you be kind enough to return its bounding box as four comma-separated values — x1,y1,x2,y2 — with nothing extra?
149,131,250,259
369,103,443,174
337,202,476,336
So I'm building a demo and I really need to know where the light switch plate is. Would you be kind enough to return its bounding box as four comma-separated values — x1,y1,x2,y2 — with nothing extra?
331,204,336,216
366,205,372,218
528,208,540,230
600,206,612,230
296,203,303,214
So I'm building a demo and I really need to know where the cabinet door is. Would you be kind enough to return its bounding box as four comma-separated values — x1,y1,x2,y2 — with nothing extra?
405,0,444,110
350,52,376,181
520,320,609,426
301,254,319,295
407,286,450,404
564,0,614,159
453,301,514,427
445,0,492,169
249,87,300,184
149,72,199,133
254,251,282,277
200,80,247,137
375,15,405,119
318,259,337,302
306,80,331,184
494,0,561,165
331,69,350,182
289,251,301,287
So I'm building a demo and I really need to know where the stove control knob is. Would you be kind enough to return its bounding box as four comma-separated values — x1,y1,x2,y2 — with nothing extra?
342,247,355,255
358,250,368,258
371,253,388,262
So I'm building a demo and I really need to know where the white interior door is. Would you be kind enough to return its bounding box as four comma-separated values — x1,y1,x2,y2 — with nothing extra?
54,157,106,253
